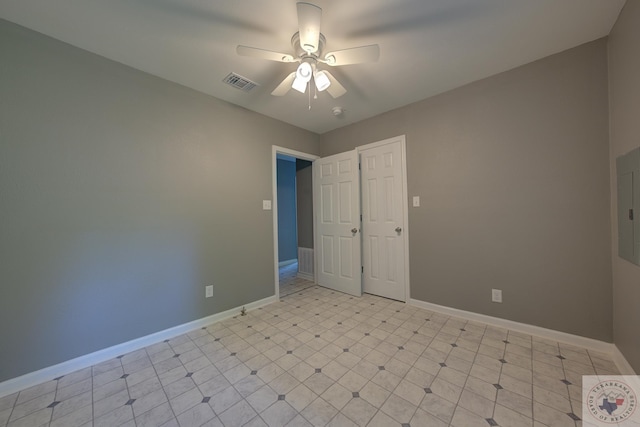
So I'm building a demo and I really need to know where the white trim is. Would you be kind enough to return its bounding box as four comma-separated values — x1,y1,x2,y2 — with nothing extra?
0,295,276,399
278,259,297,267
356,135,410,303
272,146,319,302
409,298,615,354
612,345,638,375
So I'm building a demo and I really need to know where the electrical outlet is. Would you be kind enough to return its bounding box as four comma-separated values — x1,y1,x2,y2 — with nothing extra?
413,196,420,207
205,285,213,298
491,289,502,303
262,200,272,210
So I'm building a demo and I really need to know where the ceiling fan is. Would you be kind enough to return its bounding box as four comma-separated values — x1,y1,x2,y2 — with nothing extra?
236,2,380,99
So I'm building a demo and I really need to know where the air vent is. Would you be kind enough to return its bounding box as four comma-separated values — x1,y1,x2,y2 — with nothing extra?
223,72,259,91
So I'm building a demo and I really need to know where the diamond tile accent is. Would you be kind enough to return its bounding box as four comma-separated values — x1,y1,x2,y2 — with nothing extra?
424,388,432,393
567,413,581,421
561,379,571,385
398,346,404,350
47,401,60,408
278,395,286,401
173,354,180,358
499,359,507,364
343,349,349,352
451,343,458,347
315,369,322,373
439,362,447,367
125,399,136,406
493,384,503,390
378,366,385,371
352,392,360,398
250,370,258,375
120,374,129,379
502,340,510,344
287,350,293,354
486,418,499,426
202,397,211,403
186,372,193,377
557,354,567,360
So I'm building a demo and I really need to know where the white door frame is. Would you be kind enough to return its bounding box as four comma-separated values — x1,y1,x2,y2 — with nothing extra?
272,146,319,301
357,135,411,302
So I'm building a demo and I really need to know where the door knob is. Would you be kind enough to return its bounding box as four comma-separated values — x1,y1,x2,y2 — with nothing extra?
395,227,402,233
351,228,358,234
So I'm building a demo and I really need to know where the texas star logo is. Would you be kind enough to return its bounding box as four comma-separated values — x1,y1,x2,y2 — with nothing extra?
587,380,637,424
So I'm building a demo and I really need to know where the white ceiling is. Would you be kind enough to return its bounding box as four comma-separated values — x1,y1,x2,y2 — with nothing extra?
0,0,626,134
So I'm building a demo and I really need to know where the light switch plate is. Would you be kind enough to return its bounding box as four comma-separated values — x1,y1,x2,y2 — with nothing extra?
491,289,502,303
262,200,272,210
412,196,420,207
205,285,213,298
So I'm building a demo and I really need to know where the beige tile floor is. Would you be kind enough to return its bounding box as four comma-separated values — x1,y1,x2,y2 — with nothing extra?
0,264,620,427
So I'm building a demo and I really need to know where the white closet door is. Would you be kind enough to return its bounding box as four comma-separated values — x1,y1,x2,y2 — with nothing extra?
313,150,362,297
360,140,406,301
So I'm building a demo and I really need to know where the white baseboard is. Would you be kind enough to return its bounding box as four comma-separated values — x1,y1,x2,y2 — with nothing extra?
278,259,297,267
612,345,638,375
409,298,616,354
0,295,276,399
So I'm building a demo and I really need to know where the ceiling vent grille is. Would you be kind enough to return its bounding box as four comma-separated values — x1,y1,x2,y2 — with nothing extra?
223,72,259,91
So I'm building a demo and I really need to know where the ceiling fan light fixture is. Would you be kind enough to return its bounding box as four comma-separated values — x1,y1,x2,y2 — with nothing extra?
292,76,308,93
314,70,331,91
296,62,312,82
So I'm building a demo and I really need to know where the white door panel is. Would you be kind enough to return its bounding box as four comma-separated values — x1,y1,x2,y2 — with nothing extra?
314,150,362,297
361,140,406,301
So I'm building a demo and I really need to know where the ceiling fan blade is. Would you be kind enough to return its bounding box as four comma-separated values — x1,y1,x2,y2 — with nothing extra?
236,45,295,63
297,2,322,53
271,72,297,96
323,71,346,98
324,45,380,66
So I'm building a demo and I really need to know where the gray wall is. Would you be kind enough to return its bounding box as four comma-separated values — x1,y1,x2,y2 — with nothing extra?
296,161,314,249
277,158,298,262
0,19,319,381
609,1,640,372
320,39,613,342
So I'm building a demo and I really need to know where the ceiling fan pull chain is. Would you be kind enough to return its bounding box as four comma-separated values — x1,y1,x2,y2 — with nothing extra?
308,83,312,110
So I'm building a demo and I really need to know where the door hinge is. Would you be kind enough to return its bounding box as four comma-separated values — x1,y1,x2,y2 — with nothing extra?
361,266,364,274
630,209,635,221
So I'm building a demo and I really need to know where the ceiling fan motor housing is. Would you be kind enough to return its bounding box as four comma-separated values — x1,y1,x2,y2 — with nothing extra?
291,32,326,59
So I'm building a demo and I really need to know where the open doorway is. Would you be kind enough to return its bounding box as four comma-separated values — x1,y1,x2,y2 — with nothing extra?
272,146,319,299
